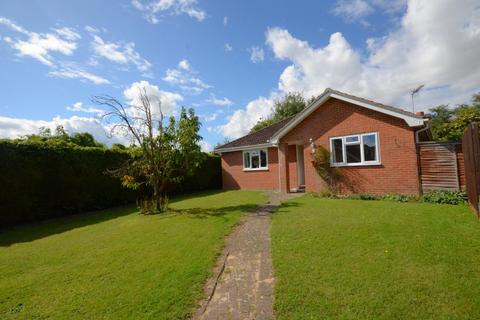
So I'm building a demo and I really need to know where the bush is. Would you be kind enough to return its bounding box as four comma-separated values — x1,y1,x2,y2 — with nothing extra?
315,191,420,203
420,190,468,205
381,194,418,203
0,141,221,227
175,153,221,194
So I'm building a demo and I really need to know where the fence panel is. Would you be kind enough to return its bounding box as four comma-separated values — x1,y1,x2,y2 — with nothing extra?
462,123,480,217
418,142,460,192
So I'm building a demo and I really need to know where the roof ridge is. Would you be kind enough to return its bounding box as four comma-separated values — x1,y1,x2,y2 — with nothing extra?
214,115,296,150
325,88,423,119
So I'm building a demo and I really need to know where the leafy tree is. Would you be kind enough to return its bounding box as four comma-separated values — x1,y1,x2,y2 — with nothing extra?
250,92,308,133
111,143,127,150
429,105,455,140
54,125,69,140
22,126,105,148
92,89,202,213
70,132,104,147
430,93,480,141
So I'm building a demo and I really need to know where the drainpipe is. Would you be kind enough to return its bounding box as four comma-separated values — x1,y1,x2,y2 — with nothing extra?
414,118,431,195
415,116,431,143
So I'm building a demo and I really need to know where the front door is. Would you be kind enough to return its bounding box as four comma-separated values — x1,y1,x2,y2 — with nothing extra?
296,145,305,186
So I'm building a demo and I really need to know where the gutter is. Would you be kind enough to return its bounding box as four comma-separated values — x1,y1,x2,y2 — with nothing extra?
415,119,431,143
214,142,277,154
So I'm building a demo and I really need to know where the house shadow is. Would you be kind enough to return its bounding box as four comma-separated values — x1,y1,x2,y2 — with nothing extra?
0,205,137,247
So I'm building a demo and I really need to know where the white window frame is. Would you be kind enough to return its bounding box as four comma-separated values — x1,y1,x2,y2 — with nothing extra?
329,132,380,167
243,149,269,171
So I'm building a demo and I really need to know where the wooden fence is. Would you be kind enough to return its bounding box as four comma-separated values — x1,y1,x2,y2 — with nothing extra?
461,123,480,217
418,141,464,192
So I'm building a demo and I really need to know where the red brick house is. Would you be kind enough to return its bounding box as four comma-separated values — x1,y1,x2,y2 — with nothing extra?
215,88,436,195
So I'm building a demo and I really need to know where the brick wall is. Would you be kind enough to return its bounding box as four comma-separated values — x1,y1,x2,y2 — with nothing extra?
281,98,421,195
221,147,279,190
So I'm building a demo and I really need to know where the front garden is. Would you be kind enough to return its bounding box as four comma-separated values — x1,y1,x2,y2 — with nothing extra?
0,191,266,319
272,195,480,319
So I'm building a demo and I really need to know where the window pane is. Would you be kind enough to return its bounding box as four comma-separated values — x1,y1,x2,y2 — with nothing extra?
251,155,260,168
346,144,361,163
244,152,250,168
260,150,267,167
346,136,359,143
332,139,343,163
363,134,377,161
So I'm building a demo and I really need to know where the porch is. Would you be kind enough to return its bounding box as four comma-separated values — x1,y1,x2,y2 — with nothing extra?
278,142,306,193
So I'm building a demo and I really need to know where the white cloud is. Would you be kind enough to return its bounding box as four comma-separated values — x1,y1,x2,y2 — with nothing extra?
217,0,480,139
53,27,81,41
217,96,274,139
49,66,110,85
131,0,206,23
178,58,190,70
249,46,264,63
199,140,213,152
123,80,183,117
265,0,480,109
0,115,127,145
0,16,30,35
201,110,223,122
163,59,211,94
0,17,79,66
91,35,152,76
207,95,233,107
0,82,184,146
223,16,228,26
84,25,100,33
67,102,105,116
224,43,233,52
333,0,374,21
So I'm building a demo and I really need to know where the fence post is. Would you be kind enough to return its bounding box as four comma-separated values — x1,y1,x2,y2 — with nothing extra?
462,123,480,217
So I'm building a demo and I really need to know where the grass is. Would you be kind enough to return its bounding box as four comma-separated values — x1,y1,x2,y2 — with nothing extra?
272,195,480,319
0,190,266,320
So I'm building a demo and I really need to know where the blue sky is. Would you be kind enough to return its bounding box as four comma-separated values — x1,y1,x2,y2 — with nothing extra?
1,0,479,150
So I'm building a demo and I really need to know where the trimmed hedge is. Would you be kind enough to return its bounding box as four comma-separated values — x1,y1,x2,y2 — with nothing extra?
0,141,221,227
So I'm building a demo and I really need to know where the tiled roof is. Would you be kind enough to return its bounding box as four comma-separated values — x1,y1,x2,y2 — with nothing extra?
321,88,423,119
215,116,294,150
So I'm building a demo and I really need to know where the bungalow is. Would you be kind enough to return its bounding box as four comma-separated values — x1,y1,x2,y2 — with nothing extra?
214,88,444,195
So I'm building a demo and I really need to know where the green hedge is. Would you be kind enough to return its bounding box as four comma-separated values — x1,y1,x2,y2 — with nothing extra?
0,141,221,227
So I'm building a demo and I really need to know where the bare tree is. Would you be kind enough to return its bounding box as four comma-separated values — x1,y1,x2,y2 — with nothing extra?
92,88,202,213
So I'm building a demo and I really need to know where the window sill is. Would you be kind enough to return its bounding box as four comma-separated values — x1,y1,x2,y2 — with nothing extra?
331,162,381,168
243,168,269,172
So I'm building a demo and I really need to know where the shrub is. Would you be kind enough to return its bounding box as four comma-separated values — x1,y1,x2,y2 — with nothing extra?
315,191,423,204
420,190,468,205
381,194,418,203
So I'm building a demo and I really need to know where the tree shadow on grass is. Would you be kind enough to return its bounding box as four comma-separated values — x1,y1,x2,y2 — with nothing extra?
0,205,137,247
171,204,259,220
0,202,261,247
273,200,303,213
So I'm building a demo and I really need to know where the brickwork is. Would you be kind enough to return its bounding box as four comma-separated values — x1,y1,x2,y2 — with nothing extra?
281,98,420,194
221,147,279,190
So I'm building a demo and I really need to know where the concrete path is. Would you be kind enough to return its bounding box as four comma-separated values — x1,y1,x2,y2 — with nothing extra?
192,192,301,320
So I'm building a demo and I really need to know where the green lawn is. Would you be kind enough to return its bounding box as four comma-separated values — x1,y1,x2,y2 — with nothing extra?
0,190,266,319
272,196,480,319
